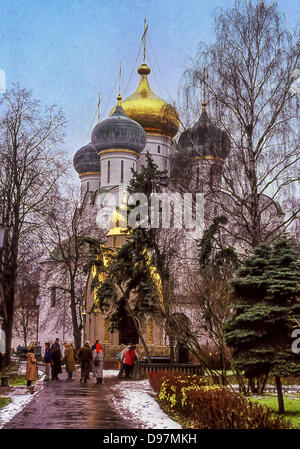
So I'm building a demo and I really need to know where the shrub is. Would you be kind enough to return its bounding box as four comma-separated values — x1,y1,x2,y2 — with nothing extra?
148,371,209,393
148,371,172,393
148,371,290,429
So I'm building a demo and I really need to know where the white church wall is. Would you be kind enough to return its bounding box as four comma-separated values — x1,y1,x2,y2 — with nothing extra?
138,134,172,174
100,151,138,189
79,173,100,194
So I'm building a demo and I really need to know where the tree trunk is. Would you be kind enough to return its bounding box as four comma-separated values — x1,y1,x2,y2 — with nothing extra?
168,335,175,363
234,370,246,394
220,349,227,386
73,327,82,352
3,276,16,367
259,374,268,395
275,375,285,414
118,282,152,361
70,279,82,351
2,221,19,367
3,320,12,367
122,296,151,361
132,316,151,362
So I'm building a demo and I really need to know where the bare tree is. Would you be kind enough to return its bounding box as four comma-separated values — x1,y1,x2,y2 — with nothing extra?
0,85,67,366
165,216,238,385
13,270,39,347
13,231,46,347
179,0,300,251
40,186,103,351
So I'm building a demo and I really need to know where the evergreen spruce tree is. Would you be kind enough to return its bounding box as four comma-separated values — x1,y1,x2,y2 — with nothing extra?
126,154,180,361
88,155,171,361
225,238,300,413
91,239,161,361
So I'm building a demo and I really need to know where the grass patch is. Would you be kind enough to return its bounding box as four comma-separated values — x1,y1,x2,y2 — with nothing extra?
8,374,27,386
0,397,11,410
1,361,27,386
251,395,300,429
0,361,20,376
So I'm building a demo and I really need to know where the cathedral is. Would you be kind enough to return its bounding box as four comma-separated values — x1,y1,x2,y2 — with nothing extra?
72,30,232,361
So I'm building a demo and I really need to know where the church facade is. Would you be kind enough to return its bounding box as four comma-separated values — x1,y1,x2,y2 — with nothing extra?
73,40,232,361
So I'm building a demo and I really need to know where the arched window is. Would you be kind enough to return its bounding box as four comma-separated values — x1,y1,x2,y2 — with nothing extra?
107,160,110,184
157,145,161,153
119,316,139,345
86,181,89,192
121,160,124,183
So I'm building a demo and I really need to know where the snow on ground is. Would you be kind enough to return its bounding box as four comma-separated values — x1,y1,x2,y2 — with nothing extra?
3,365,300,429
0,368,180,429
107,370,182,429
0,390,37,428
0,364,45,429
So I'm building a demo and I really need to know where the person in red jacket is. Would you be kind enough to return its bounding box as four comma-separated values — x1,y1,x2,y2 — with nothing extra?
124,344,137,379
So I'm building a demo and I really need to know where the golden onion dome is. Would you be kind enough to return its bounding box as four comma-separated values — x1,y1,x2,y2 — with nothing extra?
109,64,179,140
106,207,129,237
106,191,130,237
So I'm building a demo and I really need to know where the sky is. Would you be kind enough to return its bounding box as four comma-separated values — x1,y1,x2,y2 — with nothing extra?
0,0,299,164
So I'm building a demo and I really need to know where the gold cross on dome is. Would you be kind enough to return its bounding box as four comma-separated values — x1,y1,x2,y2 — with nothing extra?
141,18,148,64
117,61,122,105
118,61,122,96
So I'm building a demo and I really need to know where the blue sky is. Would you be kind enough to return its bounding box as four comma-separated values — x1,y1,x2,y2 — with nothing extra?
1,0,299,162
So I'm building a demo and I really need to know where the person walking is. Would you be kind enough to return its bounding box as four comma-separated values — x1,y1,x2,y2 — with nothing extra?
64,343,76,381
78,341,92,383
26,346,38,393
116,344,131,379
50,338,62,381
124,344,137,379
91,339,99,351
43,342,52,382
116,344,125,371
92,342,104,384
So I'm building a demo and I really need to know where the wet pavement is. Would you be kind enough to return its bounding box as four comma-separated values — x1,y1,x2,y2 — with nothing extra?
3,370,137,429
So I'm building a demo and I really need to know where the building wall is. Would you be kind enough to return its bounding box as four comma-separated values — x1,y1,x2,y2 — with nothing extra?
83,268,169,360
138,134,172,174
99,151,138,189
79,173,100,194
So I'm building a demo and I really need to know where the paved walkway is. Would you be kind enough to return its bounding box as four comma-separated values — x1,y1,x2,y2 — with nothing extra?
3,370,137,429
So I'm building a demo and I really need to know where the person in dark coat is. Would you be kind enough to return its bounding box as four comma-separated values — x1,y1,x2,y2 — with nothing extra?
78,341,93,383
44,342,52,382
50,338,62,381
91,339,99,351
